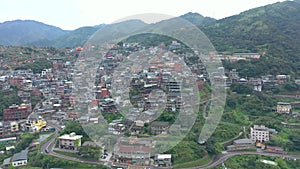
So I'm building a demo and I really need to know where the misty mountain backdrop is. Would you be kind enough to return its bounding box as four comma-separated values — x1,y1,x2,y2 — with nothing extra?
0,0,299,58
0,20,68,46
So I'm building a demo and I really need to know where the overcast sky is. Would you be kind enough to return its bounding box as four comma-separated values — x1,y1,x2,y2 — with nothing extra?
0,0,285,30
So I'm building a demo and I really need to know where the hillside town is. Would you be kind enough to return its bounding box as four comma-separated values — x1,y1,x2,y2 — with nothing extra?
0,39,299,169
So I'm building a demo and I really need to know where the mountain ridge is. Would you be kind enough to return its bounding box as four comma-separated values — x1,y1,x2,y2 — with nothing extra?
0,0,299,52
0,20,68,46
201,0,300,59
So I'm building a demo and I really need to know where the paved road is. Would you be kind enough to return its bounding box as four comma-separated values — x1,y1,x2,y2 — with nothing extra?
40,121,109,166
40,121,300,169
183,151,300,169
41,121,61,153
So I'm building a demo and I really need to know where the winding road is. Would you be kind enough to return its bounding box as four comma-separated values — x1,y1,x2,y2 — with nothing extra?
41,121,110,166
40,121,300,169
183,152,300,169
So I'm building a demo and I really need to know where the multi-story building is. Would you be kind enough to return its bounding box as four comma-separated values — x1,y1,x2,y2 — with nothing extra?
58,132,82,150
113,138,151,165
24,119,47,132
154,154,172,167
277,102,292,114
150,121,169,135
276,75,290,84
0,122,12,136
250,125,270,142
3,104,31,121
226,139,254,151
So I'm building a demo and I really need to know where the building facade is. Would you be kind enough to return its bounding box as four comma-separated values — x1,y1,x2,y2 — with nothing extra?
154,154,172,167
250,125,270,142
11,149,28,167
226,139,254,151
277,102,292,114
113,138,151,165
3,104,31,121
150,121,169,135
58,132,82,150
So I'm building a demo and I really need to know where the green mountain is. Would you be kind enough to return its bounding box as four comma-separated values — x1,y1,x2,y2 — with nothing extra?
88,19,147,44
180,12,216,27
199,0,300,77
202,0,300,60
54,0,300,53
1,0,299,59
0,20,67,46
29,20,147,48
35,26,101,48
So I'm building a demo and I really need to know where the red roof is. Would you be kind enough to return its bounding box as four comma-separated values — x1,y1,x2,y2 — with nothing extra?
117,143,151,153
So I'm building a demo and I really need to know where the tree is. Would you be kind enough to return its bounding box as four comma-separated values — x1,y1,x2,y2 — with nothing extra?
14,133,38,153
15,59,52,74
79,145,101,160
8,164,14,169
288,131,300,151
0,87,21,118
205,137,221,154
283,82,299,92
231,83,253,94
60,121,91,143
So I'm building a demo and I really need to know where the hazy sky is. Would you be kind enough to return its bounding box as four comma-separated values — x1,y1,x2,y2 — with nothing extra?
0,0,284,30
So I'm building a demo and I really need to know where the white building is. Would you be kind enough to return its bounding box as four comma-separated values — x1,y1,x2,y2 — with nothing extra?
250,125,270,142
154,154,172,167
59,132,82,150
11,149,28,167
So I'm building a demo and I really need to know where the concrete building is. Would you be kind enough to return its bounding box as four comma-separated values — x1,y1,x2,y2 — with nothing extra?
10,121,19,132
3,104,31,121
0,122,12,136
250,125,270,142
58,132,82,150
150,121,169,135
232,53,261,59
226,139,254,151
0,121,19,136
6,149,29,167
154,154,172,167
113,138,151,165
277,102,292,114
24,119,47,132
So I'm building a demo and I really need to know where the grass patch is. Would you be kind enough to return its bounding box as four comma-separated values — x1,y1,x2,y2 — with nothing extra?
28,149,108,169
173,155,213,169
54,150,80,158
54,150,98,161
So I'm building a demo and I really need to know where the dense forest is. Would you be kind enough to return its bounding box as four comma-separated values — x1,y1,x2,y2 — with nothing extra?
201,1,300,78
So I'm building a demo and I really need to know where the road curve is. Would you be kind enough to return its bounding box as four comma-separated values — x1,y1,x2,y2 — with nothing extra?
41,121,107,165
40,121,300,169
183,151,300,169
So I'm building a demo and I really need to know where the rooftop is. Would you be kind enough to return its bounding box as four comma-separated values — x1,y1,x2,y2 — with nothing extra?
151,121,169,127
58,132,82,140
234,139,254,145
277,102,291,105
253,125,268,131
118,144,151,154
156,154,172,159
12,149,28,162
